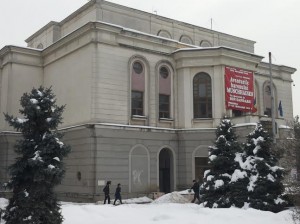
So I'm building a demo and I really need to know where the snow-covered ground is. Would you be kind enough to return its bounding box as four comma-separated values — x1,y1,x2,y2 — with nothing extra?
0,194,294,224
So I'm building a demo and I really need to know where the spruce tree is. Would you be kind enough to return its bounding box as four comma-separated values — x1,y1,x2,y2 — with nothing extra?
294,116,300,179
200,118,247,208
243,123,287,212
3,86,70,224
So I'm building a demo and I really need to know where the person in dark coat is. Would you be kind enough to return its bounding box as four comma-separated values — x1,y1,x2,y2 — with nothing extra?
190,179,200,204
113,183,123,205
103,181,111,204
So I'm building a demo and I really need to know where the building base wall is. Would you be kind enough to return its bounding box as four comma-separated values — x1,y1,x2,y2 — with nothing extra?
1,122,290,202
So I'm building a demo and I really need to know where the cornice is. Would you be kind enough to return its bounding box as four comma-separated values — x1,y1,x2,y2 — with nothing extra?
2,22,297,78
173,47,264,70
0,45,42,56
0,45,42,68
99,1,256,44
40,21,199,66
41,21,123,58
25,21,60,43
173,47,263,58
258,61,296,74
24,0,255,47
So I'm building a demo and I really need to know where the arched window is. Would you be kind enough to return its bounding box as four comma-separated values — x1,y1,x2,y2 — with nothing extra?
200,40,212,47
263,82,273,117
179,35,193,45
131,61,145,116
193,73,212,118
159,65,172,118
157,30,172,39
129,145,150,193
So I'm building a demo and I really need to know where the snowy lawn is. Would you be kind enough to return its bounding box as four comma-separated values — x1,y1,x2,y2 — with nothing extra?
62,203,293,224
0,197,294,224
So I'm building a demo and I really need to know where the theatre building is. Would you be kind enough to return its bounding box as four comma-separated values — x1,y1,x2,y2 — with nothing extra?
0,0,296,201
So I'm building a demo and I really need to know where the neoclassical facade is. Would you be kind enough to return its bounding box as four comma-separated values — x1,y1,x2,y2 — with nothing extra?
0,0,296,201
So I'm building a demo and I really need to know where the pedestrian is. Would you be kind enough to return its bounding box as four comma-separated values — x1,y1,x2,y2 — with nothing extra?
113,183,123,205
190,179,200,204
103,180,111,204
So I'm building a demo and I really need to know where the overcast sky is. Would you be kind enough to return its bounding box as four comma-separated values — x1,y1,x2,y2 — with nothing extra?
1,0,299,116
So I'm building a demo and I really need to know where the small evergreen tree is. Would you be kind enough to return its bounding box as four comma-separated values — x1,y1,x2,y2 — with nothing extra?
294,116,300,179
3,86,70,224
200,118,247,208
243,123,287,212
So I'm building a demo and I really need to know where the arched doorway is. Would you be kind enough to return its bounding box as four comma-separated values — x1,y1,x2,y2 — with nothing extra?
159,148,173,193
129,145,150,193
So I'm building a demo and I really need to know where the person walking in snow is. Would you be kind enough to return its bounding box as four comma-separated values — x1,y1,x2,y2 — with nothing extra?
113,183,123,205
103,180,111,204
190,179,200,204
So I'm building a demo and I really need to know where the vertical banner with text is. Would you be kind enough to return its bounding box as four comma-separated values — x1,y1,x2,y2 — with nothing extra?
225,66,254,112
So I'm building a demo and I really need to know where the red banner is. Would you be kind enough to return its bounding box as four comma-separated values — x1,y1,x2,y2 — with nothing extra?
225,66,254,112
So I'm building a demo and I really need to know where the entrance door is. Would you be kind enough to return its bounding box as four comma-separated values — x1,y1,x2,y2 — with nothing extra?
159,148,172,193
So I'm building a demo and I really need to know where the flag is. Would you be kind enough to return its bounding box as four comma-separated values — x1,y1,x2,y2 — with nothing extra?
278,100,283,116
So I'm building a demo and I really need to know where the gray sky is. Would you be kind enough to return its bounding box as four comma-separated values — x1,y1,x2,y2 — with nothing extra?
1,0,299,116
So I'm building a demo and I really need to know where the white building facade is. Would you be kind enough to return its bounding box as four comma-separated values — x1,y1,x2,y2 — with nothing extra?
0,0,296,201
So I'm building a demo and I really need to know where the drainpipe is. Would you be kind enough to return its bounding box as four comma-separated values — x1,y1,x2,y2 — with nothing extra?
88,124,98,201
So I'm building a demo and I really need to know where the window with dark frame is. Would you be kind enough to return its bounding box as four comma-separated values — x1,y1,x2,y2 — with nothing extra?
232,110,243,117
131,60,145,117
193,73,212,118
159,66,169,79
131,91,143,116
159,94,170,118
133,61,143,74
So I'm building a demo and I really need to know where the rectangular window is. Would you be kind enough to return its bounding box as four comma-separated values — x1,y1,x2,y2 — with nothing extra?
194,97,212,118
195,157,210,184
132,91,143,116
159,94,170,118
264,108,271,117
232,110,243,117
261,120,277,135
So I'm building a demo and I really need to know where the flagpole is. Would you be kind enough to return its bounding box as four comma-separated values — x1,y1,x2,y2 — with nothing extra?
269,52,276,143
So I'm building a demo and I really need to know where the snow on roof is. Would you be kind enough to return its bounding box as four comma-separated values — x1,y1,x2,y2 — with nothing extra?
0,45,43,54
99,21,199,48
172,46,263,58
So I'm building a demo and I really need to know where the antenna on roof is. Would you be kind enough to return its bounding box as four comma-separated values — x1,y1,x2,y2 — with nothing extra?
152,7,158,15
211,18,213,30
